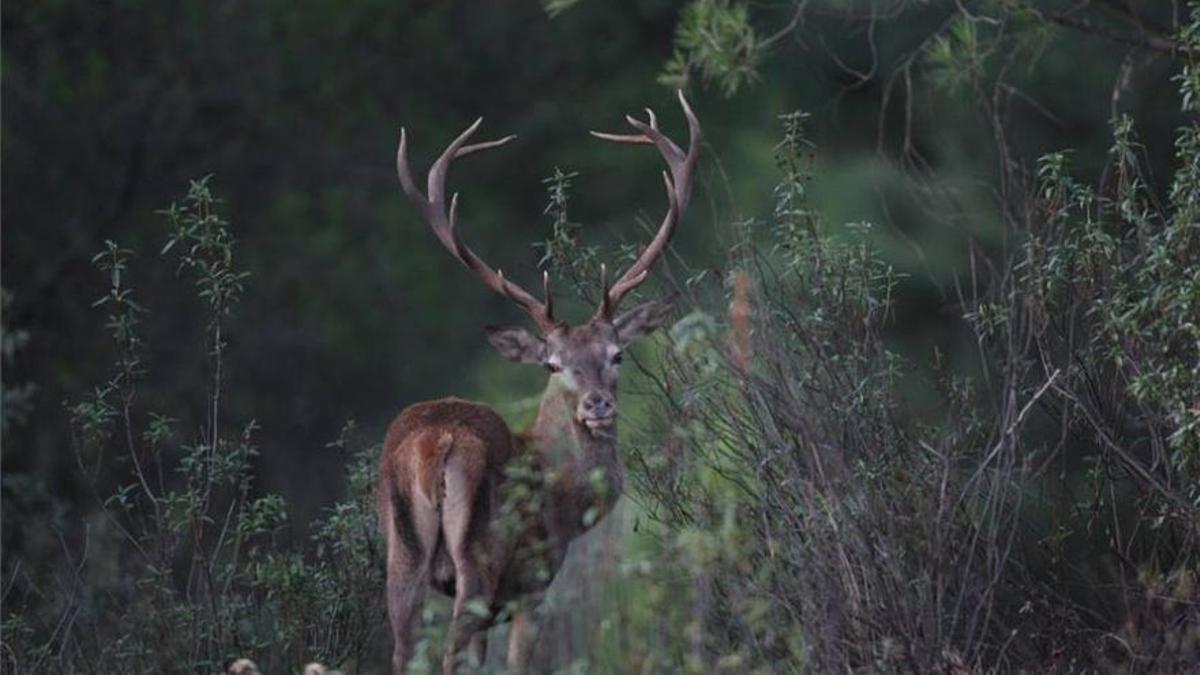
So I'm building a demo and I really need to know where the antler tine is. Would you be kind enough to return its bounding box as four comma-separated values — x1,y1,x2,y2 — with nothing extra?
601,172,677,314
426,118,483,209
674,89,703,207
396,128,426,207
457,135,519,158
591,91,701,318
395,120,558,332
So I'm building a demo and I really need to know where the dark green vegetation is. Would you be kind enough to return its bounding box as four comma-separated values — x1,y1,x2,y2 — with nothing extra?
3,1,1198,672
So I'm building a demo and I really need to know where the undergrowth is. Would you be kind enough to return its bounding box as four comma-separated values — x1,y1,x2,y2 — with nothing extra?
4,18,1200,669
1,179,384,674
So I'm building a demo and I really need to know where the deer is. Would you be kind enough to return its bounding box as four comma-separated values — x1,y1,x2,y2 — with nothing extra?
378,92,700,674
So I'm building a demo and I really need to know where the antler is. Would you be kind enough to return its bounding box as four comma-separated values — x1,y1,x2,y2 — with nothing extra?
590,90,702,319
397,119,560,332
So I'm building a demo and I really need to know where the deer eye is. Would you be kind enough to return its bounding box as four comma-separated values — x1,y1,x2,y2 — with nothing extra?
611,352,623,365
546,362,562,373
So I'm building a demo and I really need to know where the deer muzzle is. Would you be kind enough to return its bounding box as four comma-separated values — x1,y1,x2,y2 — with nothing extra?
577,391,616,431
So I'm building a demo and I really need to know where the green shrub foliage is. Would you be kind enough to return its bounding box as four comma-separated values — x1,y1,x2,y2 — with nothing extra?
2,180,384,674
536,36,1199,671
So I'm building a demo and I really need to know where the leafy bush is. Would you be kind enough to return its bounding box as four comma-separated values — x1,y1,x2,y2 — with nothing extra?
614,110,1030,671
1,179,384,674
543,80,1198,673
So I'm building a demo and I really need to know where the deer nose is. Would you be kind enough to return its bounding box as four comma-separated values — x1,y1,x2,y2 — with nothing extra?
582,391,614,417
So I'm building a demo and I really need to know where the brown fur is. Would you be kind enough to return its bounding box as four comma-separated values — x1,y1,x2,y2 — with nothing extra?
378,397,525,674
378,374,623,674
377,311,672,674
379,400,514,520
383,95,698,675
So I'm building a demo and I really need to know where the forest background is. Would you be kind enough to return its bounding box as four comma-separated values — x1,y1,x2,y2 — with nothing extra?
3,1,1198,672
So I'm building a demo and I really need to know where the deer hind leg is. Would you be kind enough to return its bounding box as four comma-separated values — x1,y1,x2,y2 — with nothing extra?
440,439,496,674
467,633,487,669
383,477,439,675
506,604,539,673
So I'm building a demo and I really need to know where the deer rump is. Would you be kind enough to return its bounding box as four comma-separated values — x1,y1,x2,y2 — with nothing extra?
378,398,528,605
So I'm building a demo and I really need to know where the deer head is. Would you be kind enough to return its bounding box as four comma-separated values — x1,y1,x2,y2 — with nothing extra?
395,92,701,437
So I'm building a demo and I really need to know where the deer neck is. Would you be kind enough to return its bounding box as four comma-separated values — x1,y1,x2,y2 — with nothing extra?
524,375,623,539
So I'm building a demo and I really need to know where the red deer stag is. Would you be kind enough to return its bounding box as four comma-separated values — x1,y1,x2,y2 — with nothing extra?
380,92,700,674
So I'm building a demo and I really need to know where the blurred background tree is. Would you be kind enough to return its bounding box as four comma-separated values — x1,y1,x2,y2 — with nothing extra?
4,1,713,531
6,0,1186,535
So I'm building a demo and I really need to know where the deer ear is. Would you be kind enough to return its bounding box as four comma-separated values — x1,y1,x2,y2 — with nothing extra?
485,325,547,364
613,297,675,346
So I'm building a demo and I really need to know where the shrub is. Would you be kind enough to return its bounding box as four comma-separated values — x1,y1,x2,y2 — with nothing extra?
572,86,1197,671
1,179,384,674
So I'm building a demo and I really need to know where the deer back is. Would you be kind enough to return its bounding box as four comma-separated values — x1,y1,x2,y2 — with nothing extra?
380,397,517,502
